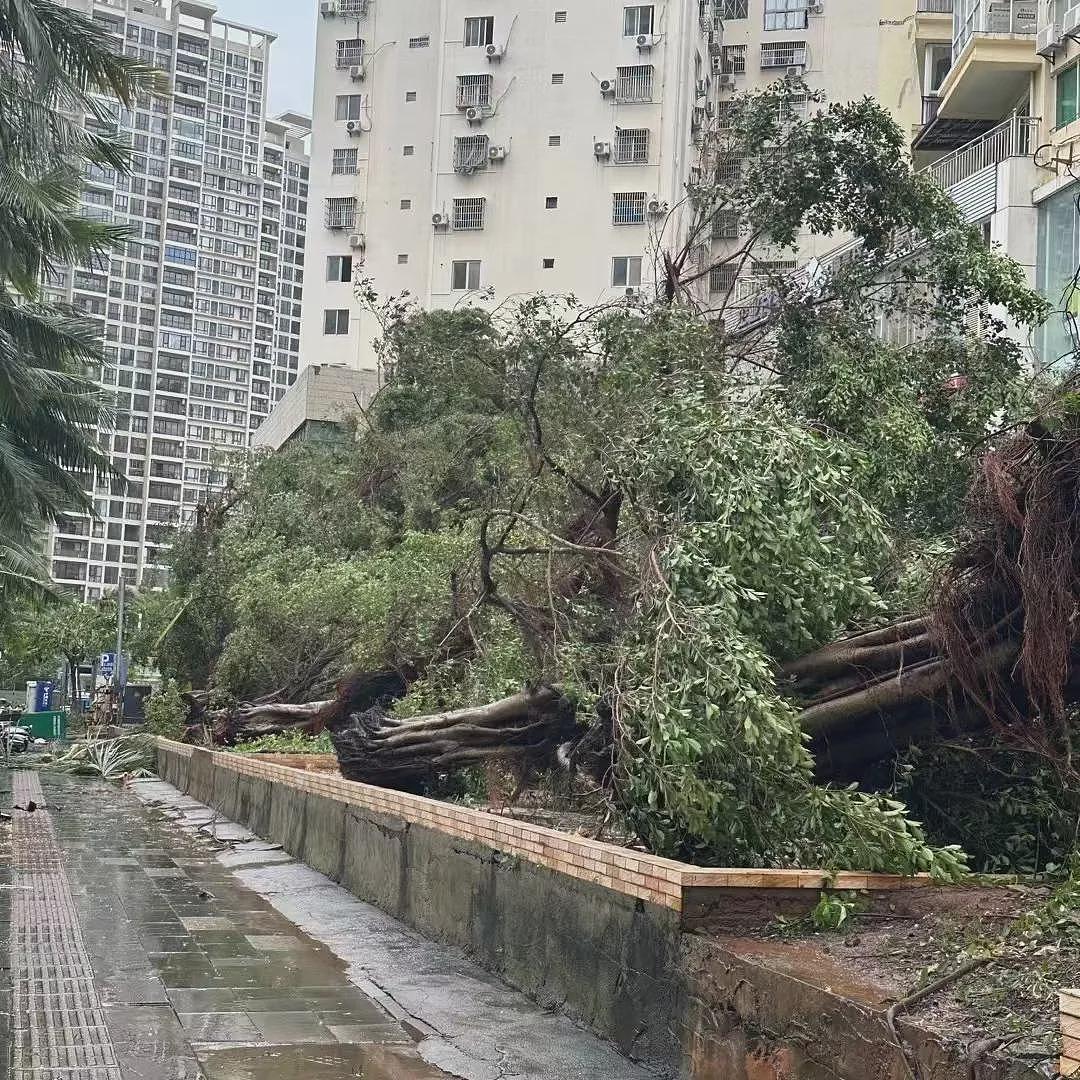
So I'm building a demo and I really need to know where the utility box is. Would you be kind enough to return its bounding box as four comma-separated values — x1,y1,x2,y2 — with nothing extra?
25,680,56,714
26,712,67,740
122,684,152,724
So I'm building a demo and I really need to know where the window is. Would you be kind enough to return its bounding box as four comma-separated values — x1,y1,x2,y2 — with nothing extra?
409,36,431,48
545,196,559,208
457,73,493,108
452,260,481,290
760,41,807,68
764,0,809,30
1057,64,1080,128
323,309,349,335
612,256,642,286
403,145,415,156
454,134,489,170
614,127,649,163
326,255,352,282
324,196,357,229
719,45,746,75
406,90,417,101
335,94,364,121
555,10,568,22
709,264,736,294
718,0,749,17
623,5,654,35
549,135,561,146
616,64,653,101
400,199,412,209
711,210,740,240
398,253,409,264
543,258,556,268
717,153,744,184
453,197,486,230
552,73,565,84
612,192,646,225
464,16,495,46
336,38,364,68
332,148,359,174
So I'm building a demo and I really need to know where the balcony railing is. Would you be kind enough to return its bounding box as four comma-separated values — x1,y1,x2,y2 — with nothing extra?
924,112,1038,189
954,0,1036,56
917,0,953,10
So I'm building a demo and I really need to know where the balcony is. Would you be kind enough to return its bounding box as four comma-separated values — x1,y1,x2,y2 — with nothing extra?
915,0,953,39
924,112,1038,189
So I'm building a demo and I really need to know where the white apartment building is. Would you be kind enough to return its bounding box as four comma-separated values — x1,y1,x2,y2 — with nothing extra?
46,1,308,599
301,0,943,371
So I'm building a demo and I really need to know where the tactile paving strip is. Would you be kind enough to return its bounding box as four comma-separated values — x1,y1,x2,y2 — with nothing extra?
9,772,122,1079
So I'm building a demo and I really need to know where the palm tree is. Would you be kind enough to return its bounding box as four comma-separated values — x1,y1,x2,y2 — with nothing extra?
0,0,162,601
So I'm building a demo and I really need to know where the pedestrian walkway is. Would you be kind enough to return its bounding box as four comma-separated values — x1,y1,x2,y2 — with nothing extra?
1,770,658,1080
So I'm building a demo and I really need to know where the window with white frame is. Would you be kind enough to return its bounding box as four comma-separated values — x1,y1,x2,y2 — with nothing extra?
614,127,649,163
456,73,493,108
454,134,490,171
324,196,357,229
323,309,349,335
623,5,654,34
612,255,642,286
451,259,481,290
453,196,486,230
326,255,352,282
336,38,364,68
331,148,359,174
764,0,809,30
464,16,495,46
616,64,654,101
760,41,807,68
719,45,746,74
334,94,364,121
612,192,646,225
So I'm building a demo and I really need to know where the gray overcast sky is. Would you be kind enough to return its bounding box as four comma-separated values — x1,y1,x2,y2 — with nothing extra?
213,1,317,117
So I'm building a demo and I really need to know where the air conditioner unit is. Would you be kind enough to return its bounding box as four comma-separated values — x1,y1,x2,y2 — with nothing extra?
319,1,336,15
809,1,824,12
647,196,668,215
345,120,362,136
348,233,366,249
488,145,507,160
486,43,504,60
594,140,611,158
432,211,449,228
625,286,643,298
600,78,617,96
349,64,366,81
465,106,486,123
636,33,655,50
717,72,734,86
785,65,804,75
1037,22,1062,55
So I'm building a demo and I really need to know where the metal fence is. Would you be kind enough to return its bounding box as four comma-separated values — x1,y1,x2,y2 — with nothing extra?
924,113,1038,190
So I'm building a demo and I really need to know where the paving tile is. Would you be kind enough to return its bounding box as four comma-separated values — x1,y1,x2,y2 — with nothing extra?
247,1011,333,1043
179,917,235,931
177,1012,263,1043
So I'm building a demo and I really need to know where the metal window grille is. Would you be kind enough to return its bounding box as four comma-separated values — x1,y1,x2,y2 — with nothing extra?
764,0,809,30
338,0,368,14
336,38,364,68
464,16,495,46
409,36,430,48
717,154,743,184
719,0,749,17
614,128,649,163
456,74,493,108
751,259,797,276
623,5,654,35
716,100,735,130
454,135,490,171
709,265,736,294
719,45,746,74
711,210,740,239
778,93,808,122
612,191,646,225
616,64,653,101
453,197,486,230
324,197,357,229
760,41,807,68
332,148,358,174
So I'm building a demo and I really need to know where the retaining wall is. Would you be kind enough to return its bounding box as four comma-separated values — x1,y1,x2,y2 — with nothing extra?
156,741,1030,1080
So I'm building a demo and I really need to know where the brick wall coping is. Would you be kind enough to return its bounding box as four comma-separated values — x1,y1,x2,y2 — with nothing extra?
157,738,933,912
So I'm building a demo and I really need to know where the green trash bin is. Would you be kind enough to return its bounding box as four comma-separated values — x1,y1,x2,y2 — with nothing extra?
22,711,68,740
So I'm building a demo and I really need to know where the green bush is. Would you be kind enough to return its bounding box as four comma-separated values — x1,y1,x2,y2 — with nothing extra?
145,680,187,740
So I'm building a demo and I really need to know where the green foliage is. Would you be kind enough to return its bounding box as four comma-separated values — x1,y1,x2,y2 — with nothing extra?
42,734,155,780
233,731,334,755
144,680,187,740
811,890,866,931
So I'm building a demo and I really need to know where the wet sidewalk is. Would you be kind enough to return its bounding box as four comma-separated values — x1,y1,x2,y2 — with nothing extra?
1,770,657,1080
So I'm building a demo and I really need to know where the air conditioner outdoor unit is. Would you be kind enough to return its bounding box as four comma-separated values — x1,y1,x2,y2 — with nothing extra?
486,43,504,60
594,140,611,158
349,64,366,81
647,196,669,215
432,211,449,228
625,286,643,298
600,78,617,96
348,233,366,250
488,145,507,160
465,106,486,123
319,1,336,15
345,120,362,136
636,33,655,50
1037,22,1062,55
809,2,824,12
785,65,803,75
717,72,734,86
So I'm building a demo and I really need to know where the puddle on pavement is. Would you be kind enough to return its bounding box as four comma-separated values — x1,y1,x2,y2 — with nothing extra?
198,1044,451,1079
